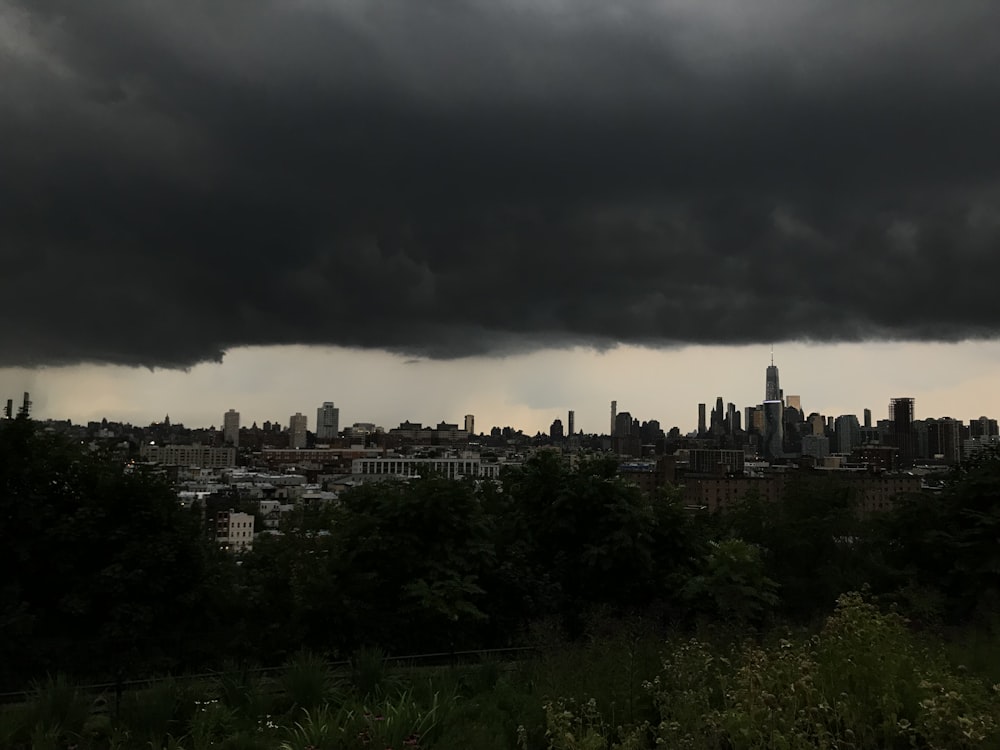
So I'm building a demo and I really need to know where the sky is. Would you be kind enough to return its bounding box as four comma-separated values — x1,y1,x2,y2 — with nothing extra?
2,1,999,434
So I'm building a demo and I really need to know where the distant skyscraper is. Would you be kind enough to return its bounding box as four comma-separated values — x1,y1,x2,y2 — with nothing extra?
762,400,784,460
801,434,830,460
713,397,724,433
289,412,308,449
726,402,737,435
223,409,240,447
614,411,633,436
550,418,564,440
316,402,340,440
834,414,861,454
610,401,617,436
927,417,961,464
698,404,707,435
807,413,825,436
765,354,780,402
567,410,575,437
890,397,916,467
970,416,998,438
863,408,872,428
464,414,475,435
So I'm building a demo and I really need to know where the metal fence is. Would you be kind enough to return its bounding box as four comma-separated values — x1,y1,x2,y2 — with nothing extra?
0,646,538,708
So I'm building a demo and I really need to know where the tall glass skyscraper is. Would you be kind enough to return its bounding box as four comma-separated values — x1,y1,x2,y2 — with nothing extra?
765,358,780,402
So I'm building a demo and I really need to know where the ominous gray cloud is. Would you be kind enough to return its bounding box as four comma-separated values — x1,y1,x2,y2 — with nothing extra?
2,0,999,367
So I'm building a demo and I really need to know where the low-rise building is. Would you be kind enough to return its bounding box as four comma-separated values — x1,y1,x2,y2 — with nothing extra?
139,443,236,468
352,455,501,480
216,510,254,553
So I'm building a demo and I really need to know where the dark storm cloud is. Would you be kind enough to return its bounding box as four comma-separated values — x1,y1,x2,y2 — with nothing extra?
2,0,1000,367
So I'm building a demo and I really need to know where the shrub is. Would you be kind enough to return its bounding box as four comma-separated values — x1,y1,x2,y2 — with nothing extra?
543,592,1000,750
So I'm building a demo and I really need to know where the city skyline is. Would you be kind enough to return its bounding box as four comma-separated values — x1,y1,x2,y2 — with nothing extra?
2,2,1000,429
6,340,1000,436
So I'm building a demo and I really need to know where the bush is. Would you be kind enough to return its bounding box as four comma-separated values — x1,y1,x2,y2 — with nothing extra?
542,592,1000,750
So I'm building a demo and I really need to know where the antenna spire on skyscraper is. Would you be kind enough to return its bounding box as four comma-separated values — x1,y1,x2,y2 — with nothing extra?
765,352,780,402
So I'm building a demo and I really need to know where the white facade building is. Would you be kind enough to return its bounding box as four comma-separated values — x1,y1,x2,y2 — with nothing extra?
216,510,255,553
352,456,502,480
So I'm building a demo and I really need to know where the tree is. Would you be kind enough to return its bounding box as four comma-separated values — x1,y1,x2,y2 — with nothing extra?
0,418,215,687
876,457,1000,623
326,475,496,652
498,453,675,629
718,477,868,619
683,539,779,625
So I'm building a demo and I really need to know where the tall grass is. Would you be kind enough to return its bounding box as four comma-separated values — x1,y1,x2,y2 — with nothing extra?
350,646,402,699
542,592,1000,750
278,651,343,712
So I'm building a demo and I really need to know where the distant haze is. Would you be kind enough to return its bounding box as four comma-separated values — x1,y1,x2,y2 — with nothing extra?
6,342,1000,436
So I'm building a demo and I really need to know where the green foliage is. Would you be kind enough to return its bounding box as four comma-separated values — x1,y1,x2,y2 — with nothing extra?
232,473,497,657
876,458,1000,624
279,704,350,749
27,674,91,735
211,663,273,721
496,453,696,633
277,689,444,750
9,406,1000,704
118,677,198,748
278,651,343,712
717,479,868,618
186,699,239,749
542,697,647,750
0,419,216,686
0,704,31,748
349,646,402,700
683,539,780,626
639,592,1000,749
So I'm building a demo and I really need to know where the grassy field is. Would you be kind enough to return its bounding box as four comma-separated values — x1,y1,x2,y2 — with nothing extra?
3,595,999,749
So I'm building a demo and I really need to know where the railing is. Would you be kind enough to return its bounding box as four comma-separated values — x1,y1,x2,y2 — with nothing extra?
0,646,538,707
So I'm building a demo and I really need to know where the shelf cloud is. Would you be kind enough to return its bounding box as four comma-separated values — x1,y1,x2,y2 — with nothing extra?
2,0,999,367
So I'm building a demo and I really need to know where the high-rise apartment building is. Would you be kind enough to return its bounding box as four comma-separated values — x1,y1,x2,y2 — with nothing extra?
610,401,617,436
289,412,308,449
889,398,916,467
698,404,707,435
223,409,240,448
834,414,861,454
315,402,340,441
464,414,475,435
970,416,999,438
567,410,575,437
